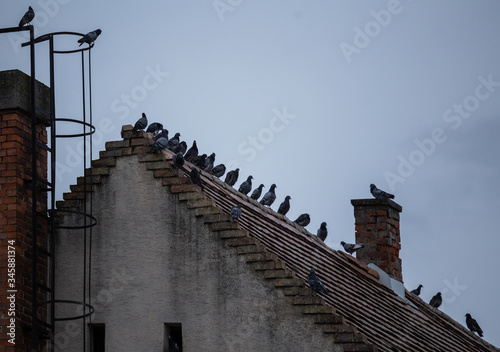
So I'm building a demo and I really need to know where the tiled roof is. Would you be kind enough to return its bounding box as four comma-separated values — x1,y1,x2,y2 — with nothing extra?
57,125,499,352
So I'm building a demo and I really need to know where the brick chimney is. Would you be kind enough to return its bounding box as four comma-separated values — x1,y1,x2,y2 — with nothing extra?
0,69,50,350
351,198,403,282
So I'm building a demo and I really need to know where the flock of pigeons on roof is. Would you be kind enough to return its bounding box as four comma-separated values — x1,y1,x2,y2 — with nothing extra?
18,6,101,46
132,113,485,339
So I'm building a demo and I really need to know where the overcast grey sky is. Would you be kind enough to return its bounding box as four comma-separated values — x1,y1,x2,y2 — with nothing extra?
2,0,500,347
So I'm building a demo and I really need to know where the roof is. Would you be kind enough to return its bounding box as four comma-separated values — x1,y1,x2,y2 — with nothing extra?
57,125,499,352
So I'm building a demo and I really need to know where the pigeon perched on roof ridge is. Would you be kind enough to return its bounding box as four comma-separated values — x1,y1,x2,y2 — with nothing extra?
166,132,181,151
230,204,242,222
146,122,163,135
410,284,423,296
78,29,102,47
429,292,442,308
193,154,207,168
238,175,253,195
250,184,264,200
184,141,198,162
19,6,35,27
190,167,203,191
224,168,239,186
132,113,148,133
340,241,363,254
294,213,310,227
307,268,329,296
465,313,483,337
317,222,327,241
277,195,291,216
150,136,168,152
259,184,277,206
210,164,226,178
203,153,215,172
370,184,395,199
153,128,168,142
172,152,184,168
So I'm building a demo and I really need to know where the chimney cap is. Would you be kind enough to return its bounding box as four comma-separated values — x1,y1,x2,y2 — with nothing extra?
351,198,402,212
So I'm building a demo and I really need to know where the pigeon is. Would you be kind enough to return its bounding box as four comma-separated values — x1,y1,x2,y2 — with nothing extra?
259,184,277,206
190,167,203,190
370,184,395,199
429,292,442,308
238,176,253,195
172,141,187,155
340,241,364,254
250,184,265,200
167,133,181,150
153,128,168,142
277,196,291,216
193,154,207,168
317,222,328,241
172,152,184,168
19,6,35,27
410,284,423,296
132,113,148,133
184,141,198,162
203,153,215,172
224,169,239,187
210,164,226,178
465,313,483,337
294,213,310,227
146,122,163,137
150,137,168,152
78,29,102,47
230,204,242,222
307,268,329,296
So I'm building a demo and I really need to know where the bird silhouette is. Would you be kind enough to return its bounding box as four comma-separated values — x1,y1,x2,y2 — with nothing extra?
19,6,35,27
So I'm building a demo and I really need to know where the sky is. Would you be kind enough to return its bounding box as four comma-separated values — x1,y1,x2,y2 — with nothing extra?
2,0,500,347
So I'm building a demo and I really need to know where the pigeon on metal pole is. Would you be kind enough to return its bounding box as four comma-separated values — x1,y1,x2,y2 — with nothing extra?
19,6,35,27
190,167,203,191
78,29,102,46
259,184,277,206
132,113,148,133
250,184,264,200
277,196,291,216
307,268,329,296
172,152,184,168
429,292,442,308
184,141,198,162
370,184,395,199
465,313,483,337
340,241,364,254
224,168,239,187
410,285,423,296
210,164,226,178
230,204,242,222
317,222,328,241
294,213,310,227
238,175,253,195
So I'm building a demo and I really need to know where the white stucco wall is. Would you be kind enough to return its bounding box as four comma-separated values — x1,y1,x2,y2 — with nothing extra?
54,155,340,352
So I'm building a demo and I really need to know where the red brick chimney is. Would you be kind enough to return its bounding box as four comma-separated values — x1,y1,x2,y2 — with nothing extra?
0,69,50,350
351,198,403,282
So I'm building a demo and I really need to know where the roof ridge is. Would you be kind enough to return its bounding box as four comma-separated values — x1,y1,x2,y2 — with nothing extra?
55,124,500,352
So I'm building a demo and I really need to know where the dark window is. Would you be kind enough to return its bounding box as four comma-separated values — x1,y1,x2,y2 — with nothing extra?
89,324,105,352
164,323,182,352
